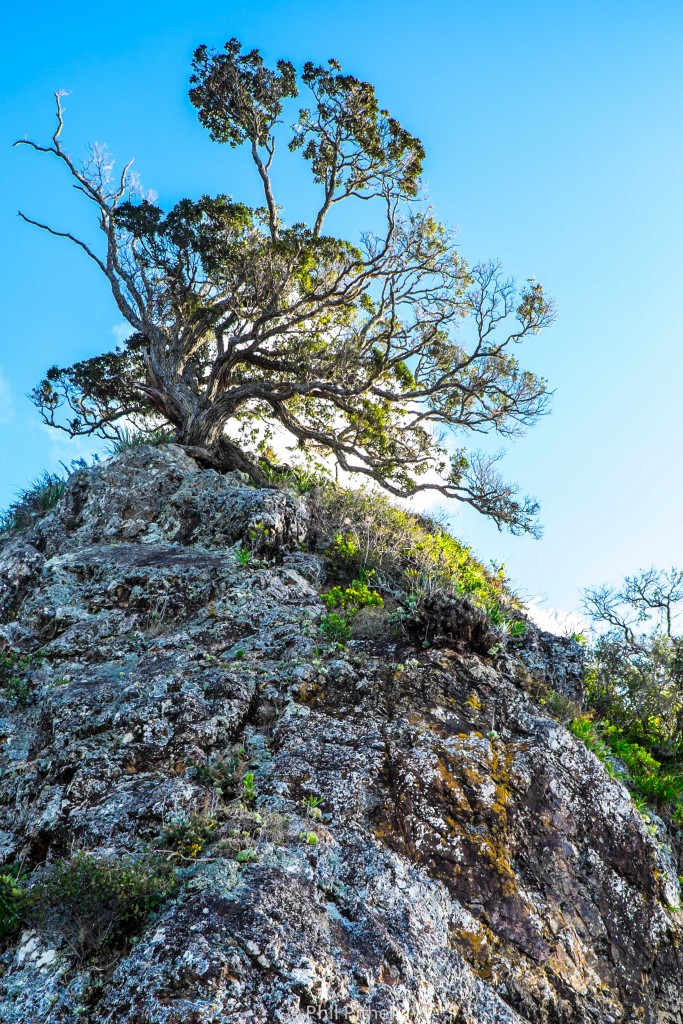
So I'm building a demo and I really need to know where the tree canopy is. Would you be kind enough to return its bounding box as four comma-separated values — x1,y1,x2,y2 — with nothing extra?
584,568,683,758
16,39,555,534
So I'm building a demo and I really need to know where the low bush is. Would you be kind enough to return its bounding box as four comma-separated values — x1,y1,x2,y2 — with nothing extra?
319,612,353,644
0,651,41,703
162,813,218,860
4,852,175,959
0,870,25,939
570,713,683,815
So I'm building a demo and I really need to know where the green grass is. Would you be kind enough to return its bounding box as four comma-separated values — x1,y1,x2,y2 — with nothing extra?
258,460,329,494
570,713,683,815
106,427,177,455
315,485,522,629
0,472,68,533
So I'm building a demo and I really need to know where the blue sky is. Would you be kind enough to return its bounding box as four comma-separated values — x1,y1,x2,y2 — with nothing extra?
1,0,682,623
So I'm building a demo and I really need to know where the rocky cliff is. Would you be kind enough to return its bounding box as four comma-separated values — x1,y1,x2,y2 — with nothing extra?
0,445,680,1023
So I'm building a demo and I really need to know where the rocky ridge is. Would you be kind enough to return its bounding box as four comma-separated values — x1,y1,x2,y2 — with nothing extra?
0,445,680,1023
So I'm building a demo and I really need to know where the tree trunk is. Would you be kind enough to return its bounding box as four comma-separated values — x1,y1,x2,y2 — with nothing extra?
180,436,269,486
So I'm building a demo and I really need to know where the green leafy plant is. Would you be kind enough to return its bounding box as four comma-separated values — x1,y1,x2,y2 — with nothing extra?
0,651,41,704
302,794,324,821
20,852,175,959
162,813,218,859
235,848,258,863
570,713,683,811
319,613,352,644
235,547,252,567
259,460,328,495
241,771,257,805
322,570,384,613
0,869,26,938
192,750,247,801
299,831,318,846
484,601,526,639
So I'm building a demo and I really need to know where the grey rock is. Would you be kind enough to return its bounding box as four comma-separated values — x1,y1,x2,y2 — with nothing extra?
0,445,679,1023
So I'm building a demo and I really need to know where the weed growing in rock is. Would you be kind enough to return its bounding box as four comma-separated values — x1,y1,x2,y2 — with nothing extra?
259,461,328,495
0,472,68,533
192,748,249,801
302,795,324,822
319,612,352,644
107,428,177,454
570,713,683,816
319,569,384,644
162,813,218,859
0,651,41,703
0,869,25,939
241,771,257,805
235,546,252,567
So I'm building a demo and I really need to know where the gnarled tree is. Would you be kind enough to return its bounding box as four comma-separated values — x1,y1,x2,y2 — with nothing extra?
16,40,554,534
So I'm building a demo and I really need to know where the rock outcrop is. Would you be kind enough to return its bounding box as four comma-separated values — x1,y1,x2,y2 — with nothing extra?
0,445,680,1023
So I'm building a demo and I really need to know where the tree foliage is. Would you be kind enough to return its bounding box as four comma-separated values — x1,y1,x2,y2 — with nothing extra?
16,39,555,533
584,568,683,758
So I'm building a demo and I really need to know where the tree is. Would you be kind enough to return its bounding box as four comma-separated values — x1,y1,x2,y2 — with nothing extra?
16,40,555,534
583,568,683,757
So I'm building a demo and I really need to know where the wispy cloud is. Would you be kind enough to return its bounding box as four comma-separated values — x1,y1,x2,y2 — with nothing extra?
0,368,15,425
525,597,588,637
111,322,132,346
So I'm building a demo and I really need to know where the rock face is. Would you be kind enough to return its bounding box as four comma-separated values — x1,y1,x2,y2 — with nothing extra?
0,445,680,1024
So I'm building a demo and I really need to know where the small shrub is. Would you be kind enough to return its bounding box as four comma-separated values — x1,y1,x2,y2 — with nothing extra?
484,601,527,639
0,651,41,704
162,813,217,859
194,758,238,800
20,852,175,958
0,870,25,938
322,570,383,613
539,688,579,724
320,569,384,644
570,714,683,811
241,771,257,805
192,748,249,802
319,613,352,644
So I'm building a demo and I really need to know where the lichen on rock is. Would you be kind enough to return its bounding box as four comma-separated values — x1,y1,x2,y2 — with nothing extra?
0,445,680,1023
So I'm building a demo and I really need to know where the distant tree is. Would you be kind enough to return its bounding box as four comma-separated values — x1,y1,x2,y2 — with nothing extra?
16,40,554,534
584,568,683,757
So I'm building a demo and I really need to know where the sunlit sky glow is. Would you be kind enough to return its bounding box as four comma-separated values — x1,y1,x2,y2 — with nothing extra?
2,1,682,623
